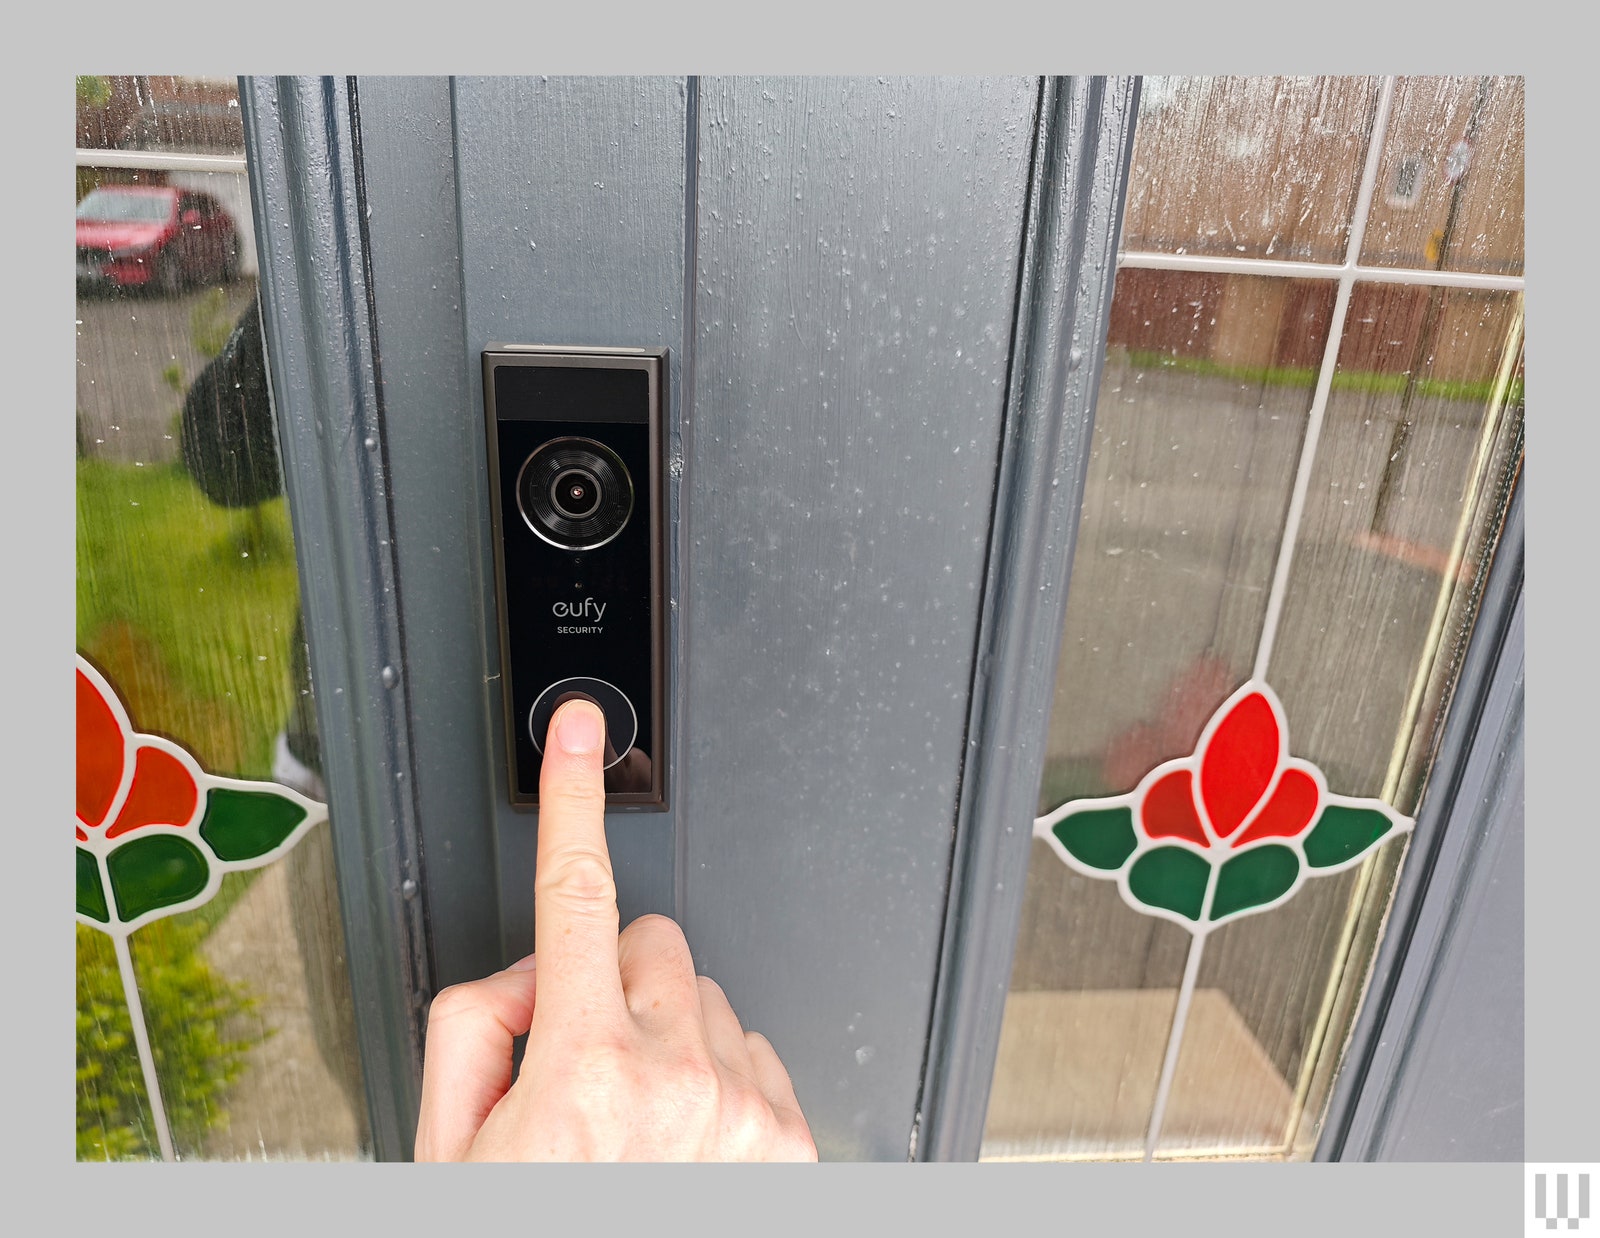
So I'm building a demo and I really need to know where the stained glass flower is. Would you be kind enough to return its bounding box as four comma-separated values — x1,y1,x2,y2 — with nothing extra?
76,656,326,937
1037,682,1412,933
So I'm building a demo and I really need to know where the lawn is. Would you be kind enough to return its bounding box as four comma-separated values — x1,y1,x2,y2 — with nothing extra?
77,456,303,780
77,455,307,1160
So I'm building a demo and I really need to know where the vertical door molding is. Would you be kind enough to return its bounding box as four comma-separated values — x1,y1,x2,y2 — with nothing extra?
240,76,431,1161
915,76,1141,1161
342,77,502,996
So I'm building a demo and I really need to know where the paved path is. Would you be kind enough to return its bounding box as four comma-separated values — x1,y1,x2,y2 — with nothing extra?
198,856,367,1161
76,278,260,465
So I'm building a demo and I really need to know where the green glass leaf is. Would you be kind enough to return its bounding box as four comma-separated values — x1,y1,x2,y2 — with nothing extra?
1211,845,1300,920
107,834,210,922
77,848,109,923
1052,805,1138,871
1303,804,1395,869
199,787,307,862
1127,846,1211,922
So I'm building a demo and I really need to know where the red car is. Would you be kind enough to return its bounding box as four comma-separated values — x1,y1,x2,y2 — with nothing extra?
76,185,240,293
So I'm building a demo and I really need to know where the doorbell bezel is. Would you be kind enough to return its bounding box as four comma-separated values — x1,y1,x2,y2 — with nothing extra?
482,345,668,812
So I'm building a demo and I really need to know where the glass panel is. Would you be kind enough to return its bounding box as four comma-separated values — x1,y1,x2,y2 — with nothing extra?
1120,76,1379,264
1360,76,1524,276
984,274,1330,1161
76,75,368,1161
984,75,1524,1163
1153,286,1523,1157
1037,272,1332,814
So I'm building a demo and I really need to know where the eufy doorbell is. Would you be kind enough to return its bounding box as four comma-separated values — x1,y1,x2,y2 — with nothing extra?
483,346,667,810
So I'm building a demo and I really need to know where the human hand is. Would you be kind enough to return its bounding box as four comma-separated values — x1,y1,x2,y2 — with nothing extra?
414,698,817,1161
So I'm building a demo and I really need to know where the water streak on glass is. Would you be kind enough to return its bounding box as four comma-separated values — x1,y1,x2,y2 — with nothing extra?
1360,76,1524,276
983,74,1523,1162
75,74,368,1161
1121,77,1380,265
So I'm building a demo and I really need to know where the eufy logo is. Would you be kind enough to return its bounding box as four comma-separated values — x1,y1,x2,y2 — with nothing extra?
1530,1167,1595,1233
553,598,606,621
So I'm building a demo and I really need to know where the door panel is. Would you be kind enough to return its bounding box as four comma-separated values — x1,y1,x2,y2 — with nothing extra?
230,74,1521,1163
451,75,690,943
678,76,1039,1159
444,73,1042,1160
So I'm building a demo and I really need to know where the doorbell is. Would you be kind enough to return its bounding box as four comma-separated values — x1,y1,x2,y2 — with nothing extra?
482,346,667,810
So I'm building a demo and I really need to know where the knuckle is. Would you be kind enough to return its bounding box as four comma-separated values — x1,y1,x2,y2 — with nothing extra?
722,1079,777,1150
696,974,729,1007
677,1044,723,1094
622,913,690,956
535,848,618,907
619,915,696,979
423,981,480,1026
788,1125,819,1162
575,1029,636,1075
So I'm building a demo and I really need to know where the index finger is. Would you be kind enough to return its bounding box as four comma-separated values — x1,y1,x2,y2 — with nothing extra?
534,698,625,1018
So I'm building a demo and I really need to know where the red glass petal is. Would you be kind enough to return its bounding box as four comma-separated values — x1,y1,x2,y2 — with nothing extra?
1141,769,1210,848
77,668,126,830
1232,768,1320,847
1200,691,1280,839
105,745,199,839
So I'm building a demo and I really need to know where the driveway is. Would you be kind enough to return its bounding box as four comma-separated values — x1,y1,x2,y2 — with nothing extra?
77,277,260,465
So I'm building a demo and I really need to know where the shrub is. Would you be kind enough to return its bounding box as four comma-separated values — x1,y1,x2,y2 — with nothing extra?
76,920,263,1160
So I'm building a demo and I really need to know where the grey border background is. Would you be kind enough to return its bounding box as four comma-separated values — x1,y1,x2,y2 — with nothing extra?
19,4,1591,1227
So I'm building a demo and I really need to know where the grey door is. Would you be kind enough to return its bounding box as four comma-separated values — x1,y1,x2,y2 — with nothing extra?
240,75,1523,1162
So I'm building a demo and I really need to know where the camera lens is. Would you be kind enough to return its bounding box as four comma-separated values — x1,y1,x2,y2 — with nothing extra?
516,438,633,550
551,467,602,520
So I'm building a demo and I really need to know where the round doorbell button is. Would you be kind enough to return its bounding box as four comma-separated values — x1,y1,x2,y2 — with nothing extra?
528,676,638,771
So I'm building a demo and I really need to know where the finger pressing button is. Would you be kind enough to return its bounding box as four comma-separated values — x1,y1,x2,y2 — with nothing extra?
528,677,638,771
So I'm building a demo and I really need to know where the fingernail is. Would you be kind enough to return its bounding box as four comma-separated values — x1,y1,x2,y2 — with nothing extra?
507,951,537,972
554,700,603,754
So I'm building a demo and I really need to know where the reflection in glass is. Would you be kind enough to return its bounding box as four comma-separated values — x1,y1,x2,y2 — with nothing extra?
1272,286,1524,799
1154,287,1523,1157
1360,76,1524,276
985,75,1523,1162
76,74,367,1160
986,275,1328,1159
1121,76,1379,264
1037,274,1329,815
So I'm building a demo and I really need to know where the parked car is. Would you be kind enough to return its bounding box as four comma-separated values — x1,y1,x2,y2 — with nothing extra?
76,185,240,294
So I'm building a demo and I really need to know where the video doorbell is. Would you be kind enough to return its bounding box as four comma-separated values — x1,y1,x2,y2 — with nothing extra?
482,346,667,810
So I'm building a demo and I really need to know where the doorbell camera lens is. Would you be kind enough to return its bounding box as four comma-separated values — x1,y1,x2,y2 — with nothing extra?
551,467,602,519
517,437,634,550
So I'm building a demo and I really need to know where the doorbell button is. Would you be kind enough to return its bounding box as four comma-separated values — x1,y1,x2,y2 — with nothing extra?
529,676,638,771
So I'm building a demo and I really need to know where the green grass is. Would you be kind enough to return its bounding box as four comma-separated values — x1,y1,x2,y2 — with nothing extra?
77,458,302,780
77,457,307,1160
1122,348,1525,407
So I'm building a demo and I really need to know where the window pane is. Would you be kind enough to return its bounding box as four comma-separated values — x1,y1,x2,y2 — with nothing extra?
985,274,1330,1160
984,74,1524,1163
1121,76,1379,264
1154,286,1523,1157
1360,76,1524,276
1037,273,1332,815
76,74,368,1161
